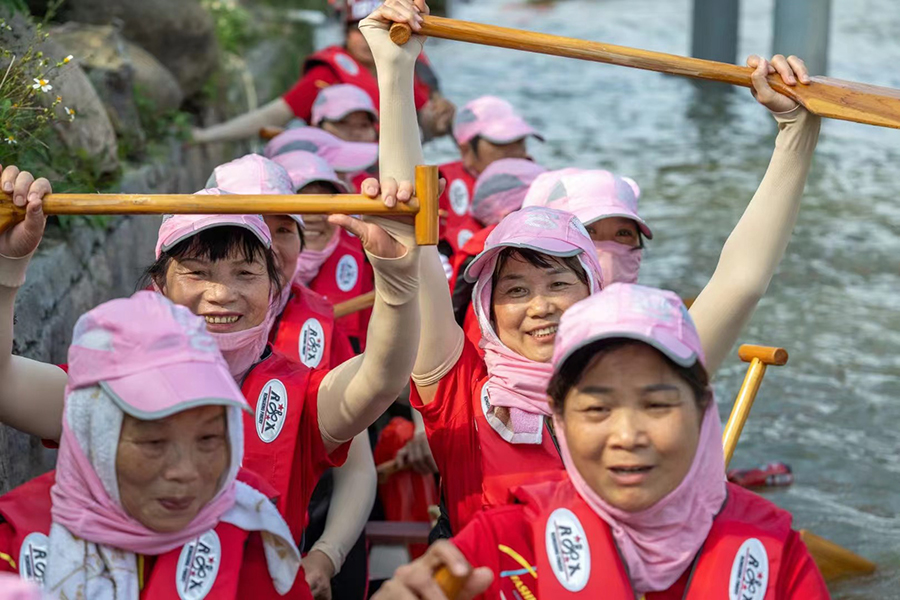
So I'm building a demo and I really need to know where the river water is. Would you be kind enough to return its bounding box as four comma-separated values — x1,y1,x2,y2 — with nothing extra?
416,0,900,596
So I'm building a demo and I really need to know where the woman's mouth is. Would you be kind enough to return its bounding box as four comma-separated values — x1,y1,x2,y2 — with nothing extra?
528,325,558,340
203,314,242,332
608,465,654,486
158,497,195,512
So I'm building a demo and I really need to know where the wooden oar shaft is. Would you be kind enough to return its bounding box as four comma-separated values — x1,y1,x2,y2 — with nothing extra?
334,290,376,318
723,358,767,468
800,530,876,579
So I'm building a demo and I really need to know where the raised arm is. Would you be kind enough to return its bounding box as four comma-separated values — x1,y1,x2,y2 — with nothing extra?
689,55,821,375
363,0,465,407
191,98,294,145
0,165,68,441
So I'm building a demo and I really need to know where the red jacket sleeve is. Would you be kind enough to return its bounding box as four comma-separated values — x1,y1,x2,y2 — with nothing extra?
282,65,340,122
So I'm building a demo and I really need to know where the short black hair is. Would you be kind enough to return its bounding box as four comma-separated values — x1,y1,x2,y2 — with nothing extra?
140,226,282,299
491,247,590,291
547,338,711,414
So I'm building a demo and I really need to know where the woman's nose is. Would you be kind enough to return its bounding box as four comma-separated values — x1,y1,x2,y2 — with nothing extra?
608,409,646,450
526,294,555,318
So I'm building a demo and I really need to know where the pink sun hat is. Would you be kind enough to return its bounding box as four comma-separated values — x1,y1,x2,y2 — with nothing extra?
66,291,250,420
344,0,381,22
525,169,653,239
264,127,378,173
155,192,272,259
453,95,543,146
552,283,704,372
471,158,547,226
206,154,304,227
464,206,601,285
271,150,352,194
312,84,377,127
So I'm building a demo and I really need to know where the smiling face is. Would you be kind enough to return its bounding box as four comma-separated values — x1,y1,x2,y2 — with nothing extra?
264,215,302,287
491,251,591,362
320,111,377,143
559,343,704,512
116,405,229,532
585,216,641,248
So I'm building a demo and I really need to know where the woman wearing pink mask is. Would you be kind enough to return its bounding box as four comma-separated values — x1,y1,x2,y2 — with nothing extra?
0,292,303,598
376,285,829,599
363,0,821,540
0,159,422,599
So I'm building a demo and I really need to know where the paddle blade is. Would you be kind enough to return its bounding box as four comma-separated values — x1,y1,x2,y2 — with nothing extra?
800,530,876,581
788,76,900,129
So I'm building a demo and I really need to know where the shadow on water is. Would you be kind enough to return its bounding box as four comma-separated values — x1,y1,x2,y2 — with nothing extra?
416,0,900,595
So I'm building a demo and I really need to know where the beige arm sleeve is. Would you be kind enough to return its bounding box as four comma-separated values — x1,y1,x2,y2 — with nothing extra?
309,432,376,574
192,98,294,144
689,107,821,375
359,17,464,402
0,255,67,441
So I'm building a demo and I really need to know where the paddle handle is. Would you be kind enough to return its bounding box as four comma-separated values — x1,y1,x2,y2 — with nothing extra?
738,344,789,366
391,17,805,102
376,458,406,484
333,290,376,318
434,566,465,599
259,126,285,140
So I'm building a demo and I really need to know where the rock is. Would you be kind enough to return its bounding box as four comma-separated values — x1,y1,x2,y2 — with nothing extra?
59,0,219,98
127,42,183,114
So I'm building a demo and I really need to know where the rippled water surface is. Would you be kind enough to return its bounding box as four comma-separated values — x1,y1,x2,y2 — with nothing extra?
416,0,900,595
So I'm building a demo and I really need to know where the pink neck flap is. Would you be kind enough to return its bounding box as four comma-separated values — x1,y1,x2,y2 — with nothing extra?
294,229,342,286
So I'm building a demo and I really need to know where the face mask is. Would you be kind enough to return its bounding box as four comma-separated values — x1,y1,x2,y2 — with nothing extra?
210,319,270,382
594,240,642,285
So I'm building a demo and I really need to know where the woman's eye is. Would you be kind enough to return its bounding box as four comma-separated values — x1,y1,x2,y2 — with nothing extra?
504,286,527,296
551,280,572,289
617,230,634,238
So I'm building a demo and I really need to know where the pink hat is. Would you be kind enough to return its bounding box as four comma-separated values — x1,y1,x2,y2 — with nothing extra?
344,0,381,22
312,84,377,127
552,283,704,372
464,206,602,286
206,154,304,227
0,574,41,600
66,291,250,420
155,201,272,259
271,150,352,194
525,169,652,239
453,96,542,146
471,158,547,226
264,127,378,173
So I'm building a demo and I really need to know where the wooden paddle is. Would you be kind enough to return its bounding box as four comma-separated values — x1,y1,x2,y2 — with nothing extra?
334,290,377,318
725,344,875,581
391,16,900,129
0,165,440,246
259,126,285,140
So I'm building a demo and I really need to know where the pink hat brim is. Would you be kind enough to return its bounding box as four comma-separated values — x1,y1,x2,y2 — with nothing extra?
477,117,544,145
464,238,584,283
102,361,250,420
577,205,654,239
322,142,378,172
554,324,699,374
159,217,271,257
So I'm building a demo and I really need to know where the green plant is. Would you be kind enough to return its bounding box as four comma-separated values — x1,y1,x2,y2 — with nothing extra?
201,0,259,55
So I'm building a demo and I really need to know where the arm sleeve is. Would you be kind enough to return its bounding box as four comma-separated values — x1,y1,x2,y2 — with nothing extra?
282,65,339,122
0,255,67,441
688,107,821,375
193,98,295,144
310,432,376,574
778,530,830,599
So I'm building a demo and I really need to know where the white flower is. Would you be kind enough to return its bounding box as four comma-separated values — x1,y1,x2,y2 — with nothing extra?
63,55,73,64
32,78,52,93
5,135,16,145
64,106,76,121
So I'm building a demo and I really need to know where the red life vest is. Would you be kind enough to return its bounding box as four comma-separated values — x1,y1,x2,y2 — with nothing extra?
0,470,293,599
438,161,481,255
513,479,791,599
270,284,338,370
240,352,314,543
468,378,566,527
303,47,380,110
307,230,373,349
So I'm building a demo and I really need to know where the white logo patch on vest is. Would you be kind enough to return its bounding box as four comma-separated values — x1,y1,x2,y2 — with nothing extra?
176,530,221,600
256,379,288,443
335,254,359,292
729,538,769,600
299,318,326,368
457,229,474,250
449,179,470,216
19,532,49,585
545,508,590,592
335,53,360,76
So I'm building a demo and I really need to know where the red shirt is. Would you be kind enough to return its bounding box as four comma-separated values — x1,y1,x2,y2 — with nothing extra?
452,499,828,599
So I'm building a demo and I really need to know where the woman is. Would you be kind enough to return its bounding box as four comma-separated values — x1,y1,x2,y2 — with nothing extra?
1,292,303,598
312,83,379,144
207,153,375,599
0,158,421,597
376,284,830,599
361,0,821,536
523,168,650,285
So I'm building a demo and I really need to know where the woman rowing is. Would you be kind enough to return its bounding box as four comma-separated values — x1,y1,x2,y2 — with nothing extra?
376,285,830,599
361,0,821,537
206,153,375,598
0,292,304,598
0,158,422,597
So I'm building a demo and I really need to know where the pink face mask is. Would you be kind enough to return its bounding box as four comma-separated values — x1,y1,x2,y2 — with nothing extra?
594,240,642,285
210,318,271,382
294,229,342,287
